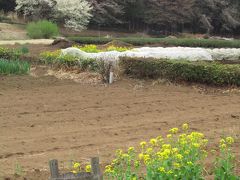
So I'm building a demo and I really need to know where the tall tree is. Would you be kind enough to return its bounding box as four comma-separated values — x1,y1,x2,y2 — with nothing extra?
88,0,123,27
0,0,16,13
144,0,195,33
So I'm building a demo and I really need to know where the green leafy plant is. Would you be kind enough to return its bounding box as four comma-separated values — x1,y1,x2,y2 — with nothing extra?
0,59,30,75
120,57,240,86
19,46,29,54
104,124,239,180
26,20,59,39
40,50,61,64
214,137,238,180
14,162,24,177
0,47,21,60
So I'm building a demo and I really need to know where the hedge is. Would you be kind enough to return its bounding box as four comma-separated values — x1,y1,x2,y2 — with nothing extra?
120,57,240,86
68,37,240,48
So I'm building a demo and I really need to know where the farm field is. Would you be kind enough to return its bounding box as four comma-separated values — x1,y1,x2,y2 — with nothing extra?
0,74,239,179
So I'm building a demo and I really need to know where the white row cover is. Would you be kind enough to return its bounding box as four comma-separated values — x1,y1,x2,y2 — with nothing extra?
61,47,240,64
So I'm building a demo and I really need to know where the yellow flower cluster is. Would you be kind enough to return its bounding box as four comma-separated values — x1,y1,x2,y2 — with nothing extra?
104,123,235,179
71,161,92,174
219,136,234,149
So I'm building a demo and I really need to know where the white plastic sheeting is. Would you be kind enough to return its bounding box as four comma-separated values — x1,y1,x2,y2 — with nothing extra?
61,47,240,64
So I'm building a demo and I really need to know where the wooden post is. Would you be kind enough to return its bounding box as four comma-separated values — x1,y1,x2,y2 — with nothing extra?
91,157,101,180
109,64,114,84
49,159,59,179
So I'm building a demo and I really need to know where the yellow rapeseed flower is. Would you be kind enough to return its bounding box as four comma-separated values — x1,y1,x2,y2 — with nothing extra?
143,154,151,165
226,137,234,145
220,143,227,149
71,170,77,174
193,143,200,148
85,165,91,172
187,161,193,166
146,147,153,154
158,167,165,173
169,128,179,134
140,141,147,148
182,123,189,131
150,138,157,146
138,153,144,160
173,162,181,169
220,139,225,144
175,154,183,160
167,134,172,138
128,147,135,153
73,162,81,169
162,144,171,149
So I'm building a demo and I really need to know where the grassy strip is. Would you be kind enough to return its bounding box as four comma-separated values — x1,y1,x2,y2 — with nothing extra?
0,59,30,75
120,57,240,86
68,37,240,48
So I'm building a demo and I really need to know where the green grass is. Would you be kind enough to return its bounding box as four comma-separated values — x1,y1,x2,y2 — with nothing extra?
68,37,240,48
26,20,59,39
120,57,240,86
0,59,30,75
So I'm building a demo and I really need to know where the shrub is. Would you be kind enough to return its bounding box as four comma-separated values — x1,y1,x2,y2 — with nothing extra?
0,59,30,75
120,57,240,86
0,47,21,60
68,37,240,48
69,37,112,45
104,124,238,179
26,20,59,39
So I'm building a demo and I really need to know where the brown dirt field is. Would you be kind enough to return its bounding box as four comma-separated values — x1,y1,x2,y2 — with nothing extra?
0,75,239,180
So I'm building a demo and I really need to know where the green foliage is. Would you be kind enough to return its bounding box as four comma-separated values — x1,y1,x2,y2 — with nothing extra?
69,37,111,45
14,162,24,177
40,50,61,64
40,50,99,71
19,46,29,54
0,59,30,75
120,57,240,86
214,137,239,180
104,124,238,180
26,20,59,39
69,37,240,48
0,47,21,59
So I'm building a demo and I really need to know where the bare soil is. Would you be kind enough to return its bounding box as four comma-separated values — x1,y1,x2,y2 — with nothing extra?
0,74,239,179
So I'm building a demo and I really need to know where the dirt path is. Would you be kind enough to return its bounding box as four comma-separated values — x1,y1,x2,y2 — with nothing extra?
0,76,239,179
0,39,54,45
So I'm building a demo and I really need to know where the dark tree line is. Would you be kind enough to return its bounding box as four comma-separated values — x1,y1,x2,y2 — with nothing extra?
1,0,240,35
88,0,240,35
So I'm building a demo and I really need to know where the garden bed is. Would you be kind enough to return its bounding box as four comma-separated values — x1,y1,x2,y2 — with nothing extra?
120,57,240,86
69,37,240,48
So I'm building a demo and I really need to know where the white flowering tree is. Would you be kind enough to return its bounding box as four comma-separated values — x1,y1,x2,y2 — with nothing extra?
56,0,92,31
15,0,57,20
15,0,92,31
